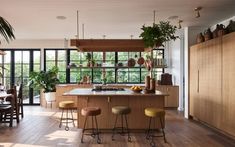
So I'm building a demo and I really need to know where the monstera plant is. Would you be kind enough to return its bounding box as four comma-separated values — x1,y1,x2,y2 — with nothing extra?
140,21,178,48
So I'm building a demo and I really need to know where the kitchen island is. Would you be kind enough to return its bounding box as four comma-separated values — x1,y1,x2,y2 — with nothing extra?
64,88,168,129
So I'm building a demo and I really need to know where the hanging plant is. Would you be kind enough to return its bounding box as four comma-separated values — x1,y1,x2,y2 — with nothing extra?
140,21,178,48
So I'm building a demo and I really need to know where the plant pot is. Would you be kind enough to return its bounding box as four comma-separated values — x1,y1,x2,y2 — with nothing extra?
44,92,56,102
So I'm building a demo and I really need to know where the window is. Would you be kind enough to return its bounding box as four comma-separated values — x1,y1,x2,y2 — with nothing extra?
44,49,67,83
44,49,164,84
0,49,41,105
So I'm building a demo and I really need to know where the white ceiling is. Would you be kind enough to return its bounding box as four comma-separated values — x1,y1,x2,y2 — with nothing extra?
0,0,235,39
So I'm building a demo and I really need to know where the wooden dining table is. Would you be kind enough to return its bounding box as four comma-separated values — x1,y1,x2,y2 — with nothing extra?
0,92,14,127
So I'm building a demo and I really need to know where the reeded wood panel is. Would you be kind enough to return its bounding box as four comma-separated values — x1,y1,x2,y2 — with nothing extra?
189,44,199,117
222,32,235,136
156,85,179,108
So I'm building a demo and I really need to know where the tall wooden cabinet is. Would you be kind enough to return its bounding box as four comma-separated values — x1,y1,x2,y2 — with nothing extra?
189,32,235,137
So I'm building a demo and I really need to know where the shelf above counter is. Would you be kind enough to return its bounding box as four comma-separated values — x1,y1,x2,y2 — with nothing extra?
67,65,167,69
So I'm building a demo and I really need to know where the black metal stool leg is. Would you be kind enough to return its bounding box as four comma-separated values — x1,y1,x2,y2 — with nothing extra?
146,117,152,140
59,109,64,128
160,117,167,143
65,109,69,131
70,109,75,127
125,114,131,142
95,116,101,144
81,116,87,143
112,115,118,141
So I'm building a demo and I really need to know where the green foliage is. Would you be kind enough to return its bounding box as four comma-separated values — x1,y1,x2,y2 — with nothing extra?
28,66,60,93
140,21,178,48
0,16,15,43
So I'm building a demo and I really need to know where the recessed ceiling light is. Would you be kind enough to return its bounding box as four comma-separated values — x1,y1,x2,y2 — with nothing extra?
168,16,179,20
56,16,66,20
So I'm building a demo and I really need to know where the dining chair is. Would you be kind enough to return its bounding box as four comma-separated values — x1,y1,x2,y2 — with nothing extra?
0,94,14,127
17,84,23,118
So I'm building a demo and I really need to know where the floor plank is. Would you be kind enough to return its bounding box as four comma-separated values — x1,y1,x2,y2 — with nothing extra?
0,106,235,147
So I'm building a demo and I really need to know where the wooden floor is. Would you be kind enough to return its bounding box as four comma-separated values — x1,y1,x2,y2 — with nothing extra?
0,106,235,147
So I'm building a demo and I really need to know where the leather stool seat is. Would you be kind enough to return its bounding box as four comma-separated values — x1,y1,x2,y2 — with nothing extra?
59,101,75,109
145,108,165,117
81,107,101,116
112,106,131,115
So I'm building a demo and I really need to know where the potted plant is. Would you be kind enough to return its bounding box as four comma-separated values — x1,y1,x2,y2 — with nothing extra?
140,21,178,48
28,66,60,102
85,53,92,67
0,16,15,44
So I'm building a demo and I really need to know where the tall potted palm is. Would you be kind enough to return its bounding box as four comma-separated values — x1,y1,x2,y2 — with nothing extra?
28,66,60,103
0,16,15,44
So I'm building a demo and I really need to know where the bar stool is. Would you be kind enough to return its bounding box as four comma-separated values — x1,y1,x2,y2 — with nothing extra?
111,106,131,142
145,108,166,147
59,101,76,131
81,107,101,144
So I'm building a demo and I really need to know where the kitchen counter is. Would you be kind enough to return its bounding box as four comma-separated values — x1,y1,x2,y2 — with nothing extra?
64,88,168,96
63,88,167,130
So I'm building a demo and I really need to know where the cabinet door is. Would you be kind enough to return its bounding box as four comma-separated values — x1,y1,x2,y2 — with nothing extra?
86,96,109,129
197,38,222,128
222,32,235,136
189,45,199,117
166,86,179,108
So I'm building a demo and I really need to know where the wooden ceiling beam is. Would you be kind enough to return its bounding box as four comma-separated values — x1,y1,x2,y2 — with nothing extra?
70,39,149,52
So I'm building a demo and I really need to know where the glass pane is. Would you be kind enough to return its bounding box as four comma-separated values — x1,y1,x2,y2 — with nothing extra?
105,69,115,83
23,64,30,76
93,69,102,83
46,50,55,60
34,51,40,64
58,72,66,83
15,51,22,63
106,52,115,66
33,90,40,104
70,50,80,61
14,64,22,77
34,64,40,72
46,61,56,70
58,50,66,60
22,51,30,63
117,69,128,83
70,71,81,83
58,62,66,72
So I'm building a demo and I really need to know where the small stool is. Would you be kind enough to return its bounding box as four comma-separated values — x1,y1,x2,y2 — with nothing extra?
111,106,131,142
59,101,76,131
81,107,101,144
145,108,166,147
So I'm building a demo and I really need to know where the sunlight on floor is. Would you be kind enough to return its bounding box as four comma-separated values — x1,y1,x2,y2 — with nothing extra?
44,130,79,143
0,143,48,147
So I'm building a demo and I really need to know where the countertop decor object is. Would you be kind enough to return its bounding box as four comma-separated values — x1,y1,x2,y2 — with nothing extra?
128,58,136,67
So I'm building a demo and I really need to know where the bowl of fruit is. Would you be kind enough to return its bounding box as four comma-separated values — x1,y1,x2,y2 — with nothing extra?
130,86,142,93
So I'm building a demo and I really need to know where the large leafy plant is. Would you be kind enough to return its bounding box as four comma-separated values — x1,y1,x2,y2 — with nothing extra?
140,21,178,48
28,66,60,93
0,16,15,43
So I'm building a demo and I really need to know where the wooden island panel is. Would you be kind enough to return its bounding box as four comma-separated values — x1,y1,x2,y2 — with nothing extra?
64,88,167,129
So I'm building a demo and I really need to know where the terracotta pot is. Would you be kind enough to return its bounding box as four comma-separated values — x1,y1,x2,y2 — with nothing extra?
145,76,150,90
150,78,156,91
197,33,205,43
213,24,220,38
218,24,226,37
204,28,213,41
226,20,235,33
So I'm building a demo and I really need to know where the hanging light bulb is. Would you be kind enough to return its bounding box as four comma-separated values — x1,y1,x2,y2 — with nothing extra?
178,20,183,29
194,7,202,18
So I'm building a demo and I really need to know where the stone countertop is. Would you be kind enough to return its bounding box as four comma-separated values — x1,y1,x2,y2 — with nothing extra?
63,88,168,96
